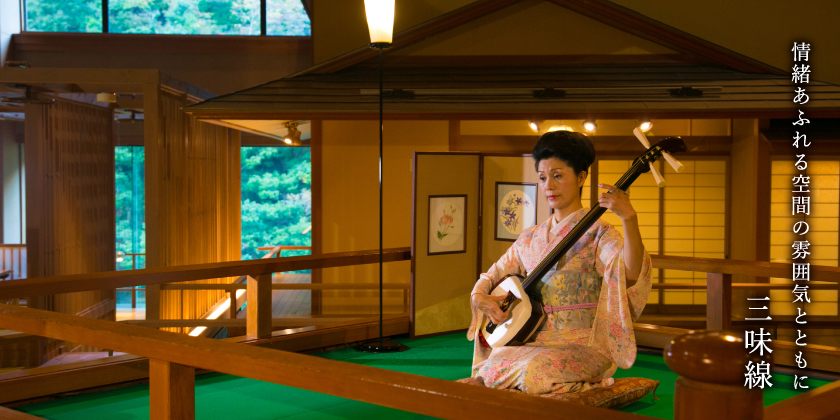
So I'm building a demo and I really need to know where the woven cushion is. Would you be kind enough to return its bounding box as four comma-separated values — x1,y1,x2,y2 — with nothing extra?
456,377,658,409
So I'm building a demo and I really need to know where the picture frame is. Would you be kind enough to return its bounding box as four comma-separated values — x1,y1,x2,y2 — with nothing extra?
427,195,467,255
495,182,538,241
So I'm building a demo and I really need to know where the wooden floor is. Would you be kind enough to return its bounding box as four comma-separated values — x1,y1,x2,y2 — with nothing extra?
237,272,311,319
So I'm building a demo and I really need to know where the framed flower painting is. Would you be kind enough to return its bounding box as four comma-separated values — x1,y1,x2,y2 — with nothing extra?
428,195,467,255
495,182,538,241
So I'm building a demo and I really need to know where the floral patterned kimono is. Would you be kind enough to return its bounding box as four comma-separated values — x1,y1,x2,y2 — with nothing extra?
467,207,653,395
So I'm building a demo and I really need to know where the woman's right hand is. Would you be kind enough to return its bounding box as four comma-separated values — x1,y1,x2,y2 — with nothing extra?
471,292,510,325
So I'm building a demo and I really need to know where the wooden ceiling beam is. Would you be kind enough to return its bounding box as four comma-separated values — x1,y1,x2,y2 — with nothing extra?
353,54,712,68
300,0,525,75
545,0,784,75
187,109,840,122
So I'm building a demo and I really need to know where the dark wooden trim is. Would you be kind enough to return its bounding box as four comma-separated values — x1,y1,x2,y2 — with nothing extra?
476,155,485,287
310,119,322,315
354,54,705,69
724,156,732,260
259,0,267,36
301,0,312,21
12,33,312,55
191,109,840,122
298,0,524,75
448,119,460,151
426,195,468,256
0,248,412,299
756,133,772,286
545,0,784,75
410,152,419,338
0,405,46,419
657,160,665,305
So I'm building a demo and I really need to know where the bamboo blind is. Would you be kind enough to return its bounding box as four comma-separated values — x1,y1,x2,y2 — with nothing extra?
23,98,117,356
146,89,241,332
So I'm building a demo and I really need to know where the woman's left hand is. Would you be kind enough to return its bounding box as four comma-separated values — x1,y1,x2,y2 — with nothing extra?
598,183,637,221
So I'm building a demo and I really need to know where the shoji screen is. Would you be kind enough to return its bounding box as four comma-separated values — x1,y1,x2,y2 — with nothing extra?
769,159,838,316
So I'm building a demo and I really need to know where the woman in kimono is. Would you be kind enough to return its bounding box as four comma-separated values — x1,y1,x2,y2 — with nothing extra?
466,130,653,395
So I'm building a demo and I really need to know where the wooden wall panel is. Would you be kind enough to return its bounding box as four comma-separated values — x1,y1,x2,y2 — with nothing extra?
23,98,116,359
145,89,241,332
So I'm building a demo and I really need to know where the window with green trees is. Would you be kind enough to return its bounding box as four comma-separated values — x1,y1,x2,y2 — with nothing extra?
241,146,311,261
115,146,146,271
25,0,310,35
115,146,146,309
114,144,311,308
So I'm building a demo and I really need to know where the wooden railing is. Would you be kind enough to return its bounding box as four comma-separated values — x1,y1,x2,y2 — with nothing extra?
257,245,311,258
0,247,411,339
0,302,647,420
1,252,840,418
648,255,840,331
0,245,25,307
0,244,26,281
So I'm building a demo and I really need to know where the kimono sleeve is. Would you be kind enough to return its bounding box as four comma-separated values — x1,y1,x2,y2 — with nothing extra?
466,230,529,341
588,224,653,369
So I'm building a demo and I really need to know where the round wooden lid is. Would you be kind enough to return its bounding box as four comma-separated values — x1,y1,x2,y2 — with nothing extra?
663,330,772,385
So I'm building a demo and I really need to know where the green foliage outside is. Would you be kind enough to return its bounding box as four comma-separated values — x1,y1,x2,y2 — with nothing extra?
113,145,310,306
241,146,311,261
115,146,146,308
115,146,146,272
25,0,102,32
25,0,310,35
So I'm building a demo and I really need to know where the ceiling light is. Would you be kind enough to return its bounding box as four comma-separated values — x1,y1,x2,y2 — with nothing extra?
116,251,125,263
582,119,597,133
638,119,653,132
528,120,543,133
282,122,302,146
547,125,572,132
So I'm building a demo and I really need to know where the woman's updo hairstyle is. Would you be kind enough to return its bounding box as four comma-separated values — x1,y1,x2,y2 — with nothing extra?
532,130,596,195
532,130,595,174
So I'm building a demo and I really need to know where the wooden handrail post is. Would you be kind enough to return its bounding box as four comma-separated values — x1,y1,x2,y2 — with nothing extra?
706,273,732,330
246,274,272,338
146,285,161,320
228,290,237,319
150,359,195,420
665,330,767,420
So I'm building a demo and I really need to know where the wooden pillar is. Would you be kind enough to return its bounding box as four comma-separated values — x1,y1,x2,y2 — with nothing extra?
310,119,322,315
706,273,732,330
246,273,272,338
665,330,767,420
150,359,195,420
448,120,460,151
730,119,770,319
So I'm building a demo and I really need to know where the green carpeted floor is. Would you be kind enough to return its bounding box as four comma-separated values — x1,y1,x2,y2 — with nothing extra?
16,332,827,419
